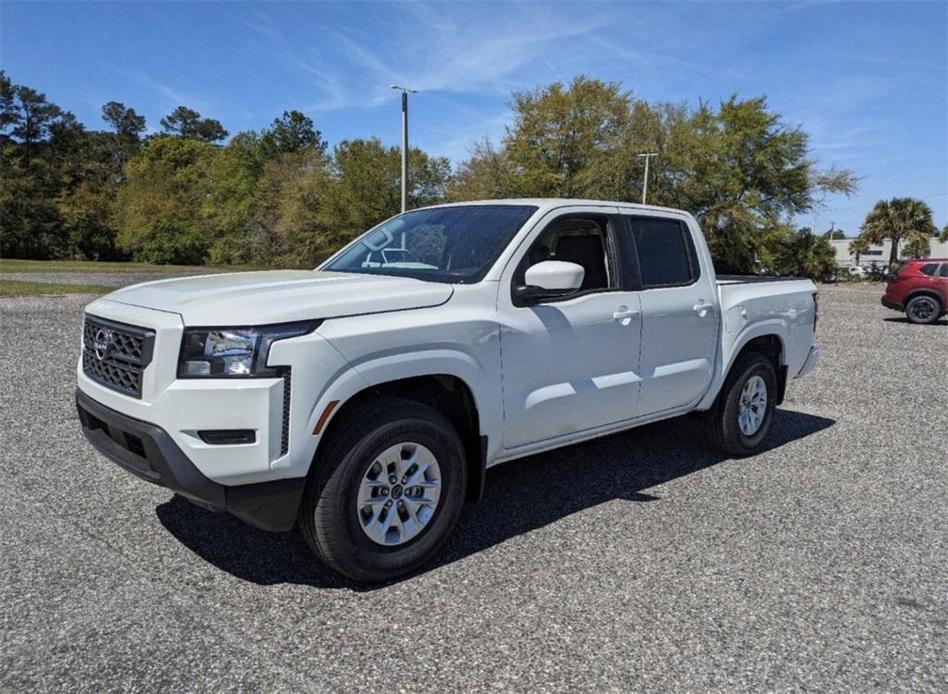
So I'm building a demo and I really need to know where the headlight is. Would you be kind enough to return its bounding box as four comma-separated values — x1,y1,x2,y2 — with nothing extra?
178,321,318,378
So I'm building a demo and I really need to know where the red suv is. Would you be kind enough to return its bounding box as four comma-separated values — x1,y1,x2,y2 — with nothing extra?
881,259,948,324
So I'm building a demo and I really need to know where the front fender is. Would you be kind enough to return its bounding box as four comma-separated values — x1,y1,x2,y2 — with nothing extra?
289,345,500,476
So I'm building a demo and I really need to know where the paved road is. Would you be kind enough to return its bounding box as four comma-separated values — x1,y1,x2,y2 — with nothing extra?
1,285,945,692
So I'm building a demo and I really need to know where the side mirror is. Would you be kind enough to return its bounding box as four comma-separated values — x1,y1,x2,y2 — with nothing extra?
515,261,585,305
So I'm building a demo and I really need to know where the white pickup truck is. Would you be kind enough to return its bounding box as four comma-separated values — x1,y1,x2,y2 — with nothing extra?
77,199,820,581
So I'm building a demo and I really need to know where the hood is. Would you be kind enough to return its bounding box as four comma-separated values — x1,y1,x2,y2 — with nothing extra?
102,270,454,325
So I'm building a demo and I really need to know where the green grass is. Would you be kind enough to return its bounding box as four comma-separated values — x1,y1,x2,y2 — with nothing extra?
0,280,115,296
0,258,215,274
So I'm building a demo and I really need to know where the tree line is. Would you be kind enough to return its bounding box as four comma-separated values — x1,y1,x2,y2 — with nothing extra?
2,70,942,275
1,70,450,266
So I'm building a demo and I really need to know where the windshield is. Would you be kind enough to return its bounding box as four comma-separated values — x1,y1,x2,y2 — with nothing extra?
323,204,538,283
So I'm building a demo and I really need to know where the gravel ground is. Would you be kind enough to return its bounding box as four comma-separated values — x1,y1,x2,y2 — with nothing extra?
1,284,945,692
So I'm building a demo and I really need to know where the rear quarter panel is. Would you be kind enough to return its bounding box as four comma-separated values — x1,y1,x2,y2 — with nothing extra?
696,279,817,410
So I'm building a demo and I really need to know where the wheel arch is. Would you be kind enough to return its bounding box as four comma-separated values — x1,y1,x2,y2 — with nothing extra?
736,334,787,404
904,289,945,310
698,326,788,410
310,372,488,503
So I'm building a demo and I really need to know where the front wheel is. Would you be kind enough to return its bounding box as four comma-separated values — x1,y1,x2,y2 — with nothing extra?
298,397,467,582
704,352,777,457
905,295,942,325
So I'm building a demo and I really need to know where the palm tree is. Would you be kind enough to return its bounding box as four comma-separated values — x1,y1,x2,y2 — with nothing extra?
903,235,931,259
848,236,870,266
860,198,936,268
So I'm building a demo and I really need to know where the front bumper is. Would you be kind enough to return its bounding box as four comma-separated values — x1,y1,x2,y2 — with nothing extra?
76,388,304,531
795,344,820,378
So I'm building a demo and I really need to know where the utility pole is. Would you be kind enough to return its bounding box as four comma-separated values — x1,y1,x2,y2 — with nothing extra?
637,152,658,205
390,84,417,213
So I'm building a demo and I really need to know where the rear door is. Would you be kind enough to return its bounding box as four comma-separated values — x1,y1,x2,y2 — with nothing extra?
936,263,948,304
617,212,718,415
917,262,944,299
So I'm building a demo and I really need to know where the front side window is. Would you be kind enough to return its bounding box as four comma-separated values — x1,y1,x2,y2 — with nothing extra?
630,217,697,287
920,263,938,277
517,217,615,294
324,204,537,283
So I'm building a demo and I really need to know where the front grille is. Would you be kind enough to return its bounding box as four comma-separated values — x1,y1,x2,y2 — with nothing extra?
82,315,155,398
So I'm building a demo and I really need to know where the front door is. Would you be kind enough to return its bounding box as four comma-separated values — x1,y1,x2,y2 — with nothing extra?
499,209,643,449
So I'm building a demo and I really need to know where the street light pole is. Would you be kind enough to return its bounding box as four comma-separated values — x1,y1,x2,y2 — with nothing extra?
390,84,417,213
636,152,658,205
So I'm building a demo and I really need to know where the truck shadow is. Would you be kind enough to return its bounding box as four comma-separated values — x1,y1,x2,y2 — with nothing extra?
156,409,835,591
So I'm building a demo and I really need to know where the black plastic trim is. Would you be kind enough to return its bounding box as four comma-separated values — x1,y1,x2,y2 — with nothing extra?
466,435,489,503
279,367,291,456
881,297,902,311
198,429,256,445
717,274,803,283
76,389,304,532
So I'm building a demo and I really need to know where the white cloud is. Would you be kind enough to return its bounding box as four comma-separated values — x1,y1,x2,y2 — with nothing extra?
255,2,610,112
111,68,209,113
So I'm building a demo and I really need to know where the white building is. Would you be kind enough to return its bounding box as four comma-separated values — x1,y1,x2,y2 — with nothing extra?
828,238,948,269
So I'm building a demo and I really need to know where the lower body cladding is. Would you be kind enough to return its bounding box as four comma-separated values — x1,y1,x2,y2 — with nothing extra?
76,389,305,531
881,297,902,311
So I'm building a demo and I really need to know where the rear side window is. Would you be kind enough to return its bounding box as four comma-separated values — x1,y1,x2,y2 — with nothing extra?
629,218,698,287
920,263,938,276
939,264,948,278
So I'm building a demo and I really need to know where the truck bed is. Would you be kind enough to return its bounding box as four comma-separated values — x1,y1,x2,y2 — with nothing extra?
713,274,817,388
716,274,802,284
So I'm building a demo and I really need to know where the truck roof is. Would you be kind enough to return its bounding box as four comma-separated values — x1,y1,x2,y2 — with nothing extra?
415,198,692,216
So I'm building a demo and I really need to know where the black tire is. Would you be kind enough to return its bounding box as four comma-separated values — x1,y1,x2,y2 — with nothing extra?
298,397,467,582
905,295,942,325
703,352,777,457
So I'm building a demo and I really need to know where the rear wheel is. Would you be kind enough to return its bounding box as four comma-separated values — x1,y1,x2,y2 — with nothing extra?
298,397,467,582
704,352,777,457
905,295,942,324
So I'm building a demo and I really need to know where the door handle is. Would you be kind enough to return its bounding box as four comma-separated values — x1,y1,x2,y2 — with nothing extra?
613,306,640,325
693,301,711,317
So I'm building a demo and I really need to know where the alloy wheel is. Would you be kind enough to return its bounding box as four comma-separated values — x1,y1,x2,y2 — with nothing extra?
357,442,442,546
738,375,768,436
909,298,937,322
